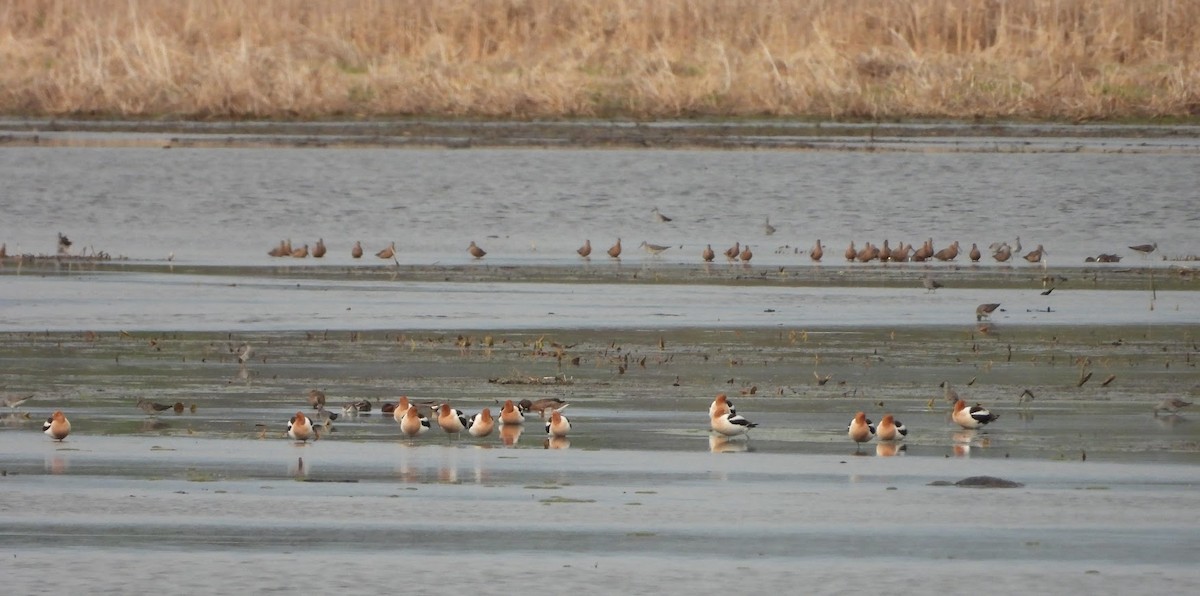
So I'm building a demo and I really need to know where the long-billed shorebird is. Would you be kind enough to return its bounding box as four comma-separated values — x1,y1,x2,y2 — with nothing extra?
651,207,672,223
312,238,327,258
437,404,468,439
969,243,982,262
724,242,741,262
763,217,776,235
1,394,33,409
351,241,363,259
607,238,622,259
1130,242,1158,257
702,244,715,262
136,398,172,415
376,242,396,259
810,240,824,262
640,241,671,256
577,239,592,258
467,241,486,259
1023,244,1046,264
976,303,1001,321
739,244,753,263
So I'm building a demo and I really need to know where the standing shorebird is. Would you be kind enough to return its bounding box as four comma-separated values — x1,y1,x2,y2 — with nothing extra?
467,408,495,438
1153,398,1192,415
43,410,71,441
607,238,622,259
922,276,943,292
467,241,487,259
291,244,308,258
763,217,776,235
498,399,524,425
437,404,469,439
312,238,327,258
1,394,33,409
307,389,326,409
546,409,572,438
640,241,671,256
876,414,907,442
136,398,172,415
976,303,1001,321
810,240,824,262
286,411,316,443
934,241,960,261
847,411,875,447
1023,244,1046,263
724,242,741,262
577,239,592,258
651,207,672,223
844,241,856,262
702,244,715,262
400,406,431,439
992,243,1013,263
739,244,753,263
952,399,999,429
376,242,396,259
968,243,982,262
711,410,757,437
351,241,363,258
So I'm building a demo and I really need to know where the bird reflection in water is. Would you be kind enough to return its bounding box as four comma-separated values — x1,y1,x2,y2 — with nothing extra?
875,442,907,457
500,423,523,447
708,434,752,453
544,436,570,450
45,455,68,475
951,430,991,458
289,456,308,479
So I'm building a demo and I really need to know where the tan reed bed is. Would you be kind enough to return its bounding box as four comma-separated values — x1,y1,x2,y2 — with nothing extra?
0,0,1197,121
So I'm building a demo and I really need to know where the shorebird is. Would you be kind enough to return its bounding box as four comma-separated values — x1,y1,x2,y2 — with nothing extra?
976,303,1001,321
42,410,71,441
437,404,468,439
136,398,172,415
1130,242,1158,256
577,239,592,258
1153,398,1192,415
607,238,622,259
992,243,1013,263
879,239,893,262
545,410,572,438
952,399,999,429
651,207,672,223
969,243,981,262
342,400,371,415
711,410,757,437
351,241,363,259
856,242,877,262
922,276,943,292
847,411,875,446
640,241,671,256
912,238,934,262
844,241,856,262
498,399,524,425
810,240,824,262
267,240,288,257
934,241,960,261
467,408,495,438
0,243,7,259
376,242,396,259
57,233,72,255
1023,244,1046,263
400,406,431,439
286,411,316,442
291,244,308,258
519,398,568,419
702,244,715,262
709,394,735,419
1,394,33,409
467,241,486,259
739,244,753,263
312,238,326,258
876,414,907,442
307,389,327,409
763,217,776,235
1018,388,1036,406
724,242,741,262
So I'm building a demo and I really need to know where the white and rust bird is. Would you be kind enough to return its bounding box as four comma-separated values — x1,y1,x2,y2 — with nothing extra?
43,410,71,441
876,414,907,442
711,410,757,437
952,399,999,429
498,399,524,425
709,393,736,419
400,405,431,439
286,411,316,442
545,409,572,438
437,403,469,439
467,408,495,438
847,411,875,446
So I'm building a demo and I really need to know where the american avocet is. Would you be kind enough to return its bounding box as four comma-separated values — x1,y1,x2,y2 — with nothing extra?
577,239,592,258
498,399,524,425
545,410,571,438
1153,398,1192,415
876,414,907,441
312,238,327,258
467,241,487,259
518,398,568,419
400,406,430,439
468,408,494,438
708,393,735,418
847,411,875,445
391,396,412,423
437,404,468,439
607,238,622,259
287,411,316,442
976,303,1001,321
43,410,71,441
136,398,172,415
351,241,363,258
711,411,757,437
953,399,999,429
307,389,326,409
702,244,715,262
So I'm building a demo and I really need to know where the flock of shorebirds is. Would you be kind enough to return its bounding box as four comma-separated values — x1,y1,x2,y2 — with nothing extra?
21,384,1192,453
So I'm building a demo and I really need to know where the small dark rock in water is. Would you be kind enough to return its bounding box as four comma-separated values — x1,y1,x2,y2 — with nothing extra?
954,475,1025,488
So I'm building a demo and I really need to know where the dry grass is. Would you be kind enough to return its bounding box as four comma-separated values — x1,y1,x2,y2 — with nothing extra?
0,0,1197,120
